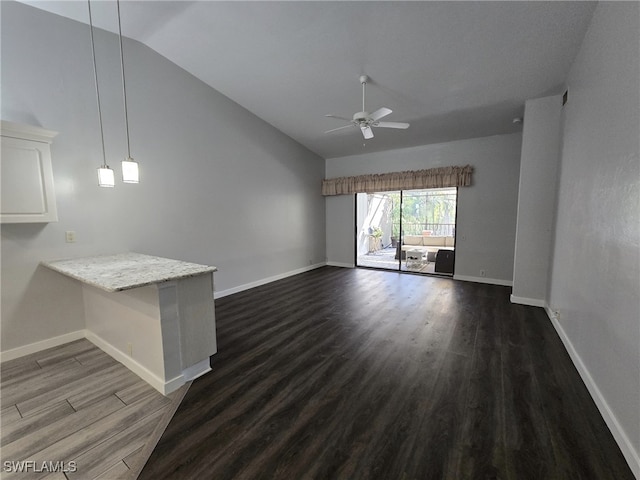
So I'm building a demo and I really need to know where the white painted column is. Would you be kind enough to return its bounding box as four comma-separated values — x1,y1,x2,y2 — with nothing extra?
157,281,184,389
176,274,216,380
511,95,563,306
83,274,216,395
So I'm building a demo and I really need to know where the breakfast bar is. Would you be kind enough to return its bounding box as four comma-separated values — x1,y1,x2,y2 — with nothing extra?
42,252,217,394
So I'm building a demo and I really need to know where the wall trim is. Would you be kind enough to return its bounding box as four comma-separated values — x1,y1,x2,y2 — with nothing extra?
0,330,86,363
326,261,355,268
453,274,513,287
85,331,181,395
214,263,326,299
510,295,546,307
182,358,211,381
1,329,184,395
544,305,640,478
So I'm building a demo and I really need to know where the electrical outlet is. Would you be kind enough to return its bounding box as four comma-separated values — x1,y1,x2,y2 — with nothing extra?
65,231,76,243
127,342,133,356
480,269,486,277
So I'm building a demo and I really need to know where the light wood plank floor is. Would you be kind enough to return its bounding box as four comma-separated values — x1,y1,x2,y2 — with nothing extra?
0,339,188,480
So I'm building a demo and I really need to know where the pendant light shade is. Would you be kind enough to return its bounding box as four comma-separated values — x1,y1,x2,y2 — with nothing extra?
117,0,139,184
87,0,111,188
97,165,115,187
88,0,140,187
122,157,139,183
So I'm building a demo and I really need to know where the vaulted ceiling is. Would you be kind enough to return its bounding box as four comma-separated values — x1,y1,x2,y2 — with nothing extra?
19,1,597,159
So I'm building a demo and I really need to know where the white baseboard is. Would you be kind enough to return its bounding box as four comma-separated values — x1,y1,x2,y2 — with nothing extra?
510,294,546,307
326,261,355,268
544,306,640,478
214,262,326,299
0,329,184,395
453,274,513,287
0,330,86,363
182,358,211,381
85,331,182,395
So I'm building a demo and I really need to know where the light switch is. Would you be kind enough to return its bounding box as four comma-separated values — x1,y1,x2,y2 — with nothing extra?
65,231,76,243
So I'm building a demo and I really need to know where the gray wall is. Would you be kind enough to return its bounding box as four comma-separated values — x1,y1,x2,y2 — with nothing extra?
325,195,356,268
325,133,522,284
512,95,562,305
548,2,640,472
1,2,326,352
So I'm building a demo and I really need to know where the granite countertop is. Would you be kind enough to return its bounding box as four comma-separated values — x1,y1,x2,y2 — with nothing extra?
41,253,217,293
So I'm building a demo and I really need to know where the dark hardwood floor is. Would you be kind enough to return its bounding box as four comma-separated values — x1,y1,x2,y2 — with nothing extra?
140,266,633,480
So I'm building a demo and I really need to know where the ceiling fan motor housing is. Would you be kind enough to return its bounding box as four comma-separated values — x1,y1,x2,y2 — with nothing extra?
353,112,370,123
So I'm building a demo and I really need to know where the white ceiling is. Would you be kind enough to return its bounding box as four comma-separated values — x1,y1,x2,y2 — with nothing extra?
18,1,597,159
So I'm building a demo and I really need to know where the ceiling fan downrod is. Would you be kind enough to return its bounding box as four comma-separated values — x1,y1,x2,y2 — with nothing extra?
360,75,369,113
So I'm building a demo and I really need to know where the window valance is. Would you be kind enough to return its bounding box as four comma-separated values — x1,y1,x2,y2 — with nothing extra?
321,165,473,196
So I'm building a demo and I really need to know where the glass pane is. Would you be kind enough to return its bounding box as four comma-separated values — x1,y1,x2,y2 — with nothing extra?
400,188,457,274
356,191,401,270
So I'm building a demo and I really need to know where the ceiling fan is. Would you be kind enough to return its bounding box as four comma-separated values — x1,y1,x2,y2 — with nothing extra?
325,75,410,139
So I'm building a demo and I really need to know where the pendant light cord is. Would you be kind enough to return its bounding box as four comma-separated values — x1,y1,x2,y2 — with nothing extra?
116,0,132,159
88,0,107,167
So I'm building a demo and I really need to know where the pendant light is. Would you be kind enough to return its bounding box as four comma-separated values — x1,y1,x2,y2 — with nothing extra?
88,0,114,188
116,0,139,184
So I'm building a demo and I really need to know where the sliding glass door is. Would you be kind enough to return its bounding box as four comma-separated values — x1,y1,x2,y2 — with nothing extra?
355,191,400,271
356,187,457,275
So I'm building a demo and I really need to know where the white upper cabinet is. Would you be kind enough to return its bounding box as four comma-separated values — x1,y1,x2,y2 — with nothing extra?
1,120,59,223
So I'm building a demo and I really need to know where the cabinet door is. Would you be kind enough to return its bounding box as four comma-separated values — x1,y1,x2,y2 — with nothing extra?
1,136,58,223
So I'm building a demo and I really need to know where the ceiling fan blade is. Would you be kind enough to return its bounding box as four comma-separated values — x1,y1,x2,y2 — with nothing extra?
369,107,392,121
376,121,410,129
325,124,354,134
361,126,374,139
325,114,352,122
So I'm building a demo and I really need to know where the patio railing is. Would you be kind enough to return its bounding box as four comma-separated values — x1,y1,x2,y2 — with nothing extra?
393,223,455,237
